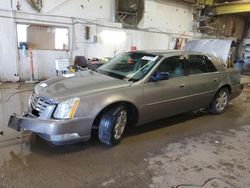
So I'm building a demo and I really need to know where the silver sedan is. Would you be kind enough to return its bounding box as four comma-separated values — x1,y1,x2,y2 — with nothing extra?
8,50,243,145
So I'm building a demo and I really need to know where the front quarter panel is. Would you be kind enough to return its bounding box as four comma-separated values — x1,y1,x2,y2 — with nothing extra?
79,84,144,126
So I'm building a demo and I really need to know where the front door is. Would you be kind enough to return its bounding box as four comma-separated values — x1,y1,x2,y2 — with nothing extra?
142,55,190,123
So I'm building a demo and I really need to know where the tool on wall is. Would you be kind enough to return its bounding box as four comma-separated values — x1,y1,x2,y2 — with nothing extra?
174,38,188,50
27,0,43,13
16,1,21,10
25,48,39,84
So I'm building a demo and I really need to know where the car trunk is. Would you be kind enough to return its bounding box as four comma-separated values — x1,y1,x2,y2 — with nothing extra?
184,39,233,66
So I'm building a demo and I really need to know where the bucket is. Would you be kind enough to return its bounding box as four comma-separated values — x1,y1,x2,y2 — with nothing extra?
234,60,244,73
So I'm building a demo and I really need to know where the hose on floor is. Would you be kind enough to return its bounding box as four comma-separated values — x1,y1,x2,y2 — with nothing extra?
175,177,236,188
0,89,33,103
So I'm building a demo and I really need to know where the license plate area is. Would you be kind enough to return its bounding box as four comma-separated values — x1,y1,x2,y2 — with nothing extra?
8,115,22,131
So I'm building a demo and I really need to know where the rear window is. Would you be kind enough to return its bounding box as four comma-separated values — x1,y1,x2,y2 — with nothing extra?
188,55,217,75
188,55,208,74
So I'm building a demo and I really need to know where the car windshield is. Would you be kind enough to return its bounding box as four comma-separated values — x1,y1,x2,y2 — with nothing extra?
97,52,162,81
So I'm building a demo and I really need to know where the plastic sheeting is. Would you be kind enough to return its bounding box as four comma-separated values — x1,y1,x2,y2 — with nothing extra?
184,39,233,65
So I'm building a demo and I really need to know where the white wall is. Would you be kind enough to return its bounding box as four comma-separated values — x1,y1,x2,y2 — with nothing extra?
142,0,193,32
0,17,19,82
0,0,196,81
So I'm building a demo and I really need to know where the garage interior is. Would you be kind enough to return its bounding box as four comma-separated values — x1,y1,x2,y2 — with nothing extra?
1,0,250,187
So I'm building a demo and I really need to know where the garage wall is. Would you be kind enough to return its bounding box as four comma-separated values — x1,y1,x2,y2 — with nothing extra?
0,17,19,82
0,0,196,81
143,0,193,32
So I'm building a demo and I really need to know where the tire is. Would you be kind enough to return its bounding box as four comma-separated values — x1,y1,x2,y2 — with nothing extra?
209,88,230,114
98,105,128,146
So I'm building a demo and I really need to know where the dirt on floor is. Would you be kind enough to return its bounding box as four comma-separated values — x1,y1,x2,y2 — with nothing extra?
0,80,250,188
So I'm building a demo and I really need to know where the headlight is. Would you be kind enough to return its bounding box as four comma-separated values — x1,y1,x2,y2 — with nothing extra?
53,98,80,119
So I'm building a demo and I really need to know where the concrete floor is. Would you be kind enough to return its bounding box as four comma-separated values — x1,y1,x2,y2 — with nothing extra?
0,77,250,188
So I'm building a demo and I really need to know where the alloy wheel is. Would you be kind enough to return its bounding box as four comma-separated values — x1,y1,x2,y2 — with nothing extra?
114,110,127,140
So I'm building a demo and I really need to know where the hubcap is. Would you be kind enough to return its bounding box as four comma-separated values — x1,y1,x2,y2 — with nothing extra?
114,110,127,140
215,91,228,112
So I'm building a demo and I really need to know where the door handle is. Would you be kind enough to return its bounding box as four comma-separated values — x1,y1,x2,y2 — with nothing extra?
179,84,186,88
213,78,218,82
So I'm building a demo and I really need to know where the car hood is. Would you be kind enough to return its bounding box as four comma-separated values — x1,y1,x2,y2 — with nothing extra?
34,70,132,101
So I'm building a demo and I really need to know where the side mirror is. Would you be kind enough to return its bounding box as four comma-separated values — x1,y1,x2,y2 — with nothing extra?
151,71,170,82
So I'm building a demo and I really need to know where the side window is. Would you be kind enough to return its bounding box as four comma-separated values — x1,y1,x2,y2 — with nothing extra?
188,55,208,74
205,56,217,72
156,56,185,78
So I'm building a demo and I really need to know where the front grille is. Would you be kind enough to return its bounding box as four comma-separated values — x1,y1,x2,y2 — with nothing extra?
30,93,55,116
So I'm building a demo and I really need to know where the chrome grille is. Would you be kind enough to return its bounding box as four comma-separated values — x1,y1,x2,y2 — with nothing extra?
30,94,54,115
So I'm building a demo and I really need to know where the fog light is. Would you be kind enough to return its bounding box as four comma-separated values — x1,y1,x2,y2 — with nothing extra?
50,133,80,142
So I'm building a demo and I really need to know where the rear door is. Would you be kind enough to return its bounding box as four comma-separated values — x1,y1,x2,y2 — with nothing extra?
185,54,220,109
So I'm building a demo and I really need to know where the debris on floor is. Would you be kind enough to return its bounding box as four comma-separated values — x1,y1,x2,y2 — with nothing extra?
147,125,250,188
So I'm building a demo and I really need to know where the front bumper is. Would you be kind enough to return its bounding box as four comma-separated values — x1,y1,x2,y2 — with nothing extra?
8,114,93,144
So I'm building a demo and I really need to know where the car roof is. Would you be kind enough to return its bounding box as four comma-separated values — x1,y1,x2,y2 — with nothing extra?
133,50,204,57
133,50,225,69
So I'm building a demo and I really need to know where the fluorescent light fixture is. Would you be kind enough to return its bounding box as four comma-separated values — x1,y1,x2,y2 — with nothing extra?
100,30,126,45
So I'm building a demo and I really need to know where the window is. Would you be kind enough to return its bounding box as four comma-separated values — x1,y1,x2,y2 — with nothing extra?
188,55,208,74
17,24,28,44
156,56,185,78
98,52,161,81
55,28,69,50
205,56,217,72
188,55,217,75
17,24,69,50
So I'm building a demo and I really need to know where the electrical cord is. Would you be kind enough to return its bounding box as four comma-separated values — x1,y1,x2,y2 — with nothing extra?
0,89,33,137
0,89,33,103
0,8,204,38
0,135,31,143
175,177,237,188
0,136,32,149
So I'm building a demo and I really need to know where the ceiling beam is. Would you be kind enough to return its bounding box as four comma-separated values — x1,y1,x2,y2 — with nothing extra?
215,2,250,15
157,0,197,4
182,0,197,3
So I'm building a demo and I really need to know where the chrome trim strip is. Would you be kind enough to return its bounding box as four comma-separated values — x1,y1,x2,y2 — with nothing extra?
146,90,216,106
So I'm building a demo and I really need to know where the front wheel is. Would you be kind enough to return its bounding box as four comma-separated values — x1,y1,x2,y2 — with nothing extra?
209,88,229,114
98,105,128,146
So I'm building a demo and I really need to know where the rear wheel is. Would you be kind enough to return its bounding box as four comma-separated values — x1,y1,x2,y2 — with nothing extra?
209,88,229,114
98,105,128,146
